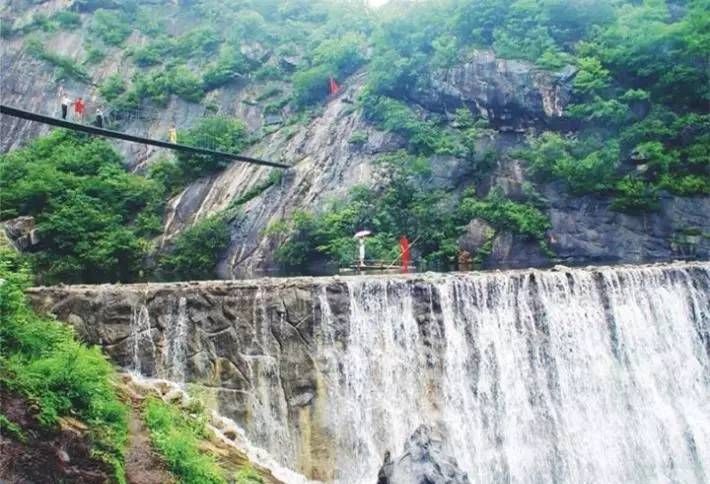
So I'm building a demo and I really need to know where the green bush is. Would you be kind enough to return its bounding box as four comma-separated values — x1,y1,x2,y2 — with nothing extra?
292,32,366,107
175,116,249,179
460,189,550,240
169,65,205,102
84,46,106,64
0,413,26,442
160,215,231,281
361,93,457,155
292,64,332,107
131,37,172,66
90,9,132,45
611,176,660,213
235,466,264,484
522,132,619,193
202,46,248,90
0,250,128,480
52,11,82,29
99,74,126,101
143,397,226,484
0,130,164,284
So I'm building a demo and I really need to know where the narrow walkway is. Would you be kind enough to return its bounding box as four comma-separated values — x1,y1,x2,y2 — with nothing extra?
124,397,176,484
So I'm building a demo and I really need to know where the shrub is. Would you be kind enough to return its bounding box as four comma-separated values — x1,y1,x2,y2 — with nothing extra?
523,132,619,193
361,94,457,155
0,251,128,480
90,9,132,45
168,65,205,102
460,189,550,240
99,74,126,101
292,64,332,107
175,116,249,179
235,466,264,484
148,158,184,196
160,215,231,281
293,32,366,107
611,176,659,212
202,47,248,90
84,46,106,64
52,11,82,29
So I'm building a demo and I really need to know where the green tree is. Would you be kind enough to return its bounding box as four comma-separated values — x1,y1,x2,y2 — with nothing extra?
160,215,231,280
175,116,249,179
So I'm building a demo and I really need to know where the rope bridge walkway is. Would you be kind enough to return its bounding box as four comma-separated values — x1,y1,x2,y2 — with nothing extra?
0,104,289,169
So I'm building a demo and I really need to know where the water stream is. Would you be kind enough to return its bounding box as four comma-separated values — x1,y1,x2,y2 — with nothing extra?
317,264,710,483
126,263,709,483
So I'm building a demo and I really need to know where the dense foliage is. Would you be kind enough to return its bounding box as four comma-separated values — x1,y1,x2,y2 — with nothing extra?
0,247,128,481
272,152,549,271
159,214,231,281
174,116,250,180
0,131,166,284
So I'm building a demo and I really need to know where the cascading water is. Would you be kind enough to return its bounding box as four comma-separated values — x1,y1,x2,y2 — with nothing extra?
130,304,156,375
317,264,709,483
118,263,709,483
163,296,189,383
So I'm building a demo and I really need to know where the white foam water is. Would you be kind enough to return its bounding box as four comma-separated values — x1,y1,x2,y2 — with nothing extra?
317,264,710,483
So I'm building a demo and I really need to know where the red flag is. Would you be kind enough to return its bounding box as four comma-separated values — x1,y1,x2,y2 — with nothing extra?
400,236,411,273
329,76,340,95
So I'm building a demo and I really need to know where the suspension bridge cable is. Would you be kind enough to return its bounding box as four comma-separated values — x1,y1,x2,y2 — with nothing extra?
0,104,289,169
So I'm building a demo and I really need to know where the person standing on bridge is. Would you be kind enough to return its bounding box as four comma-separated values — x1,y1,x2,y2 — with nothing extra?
60,94,70,120
73,97,85,122
95,106,104,128
168,124,178,144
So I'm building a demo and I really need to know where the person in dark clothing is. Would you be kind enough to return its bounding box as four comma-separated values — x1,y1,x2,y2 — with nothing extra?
95,107,104,128
61,94,70,120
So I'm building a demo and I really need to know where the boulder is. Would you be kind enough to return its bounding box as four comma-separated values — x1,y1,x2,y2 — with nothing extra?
377,425,470,484
458,218,495,254
2,215,39,251
486,231,549,269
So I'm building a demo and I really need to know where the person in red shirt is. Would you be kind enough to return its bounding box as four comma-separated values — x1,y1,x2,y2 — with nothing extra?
73,97,85,122
399,236,411,273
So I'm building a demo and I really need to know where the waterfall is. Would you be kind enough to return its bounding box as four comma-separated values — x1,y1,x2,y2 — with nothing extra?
164,296,189,383
130,304,156,375
317,264,710,483
115,264,709,483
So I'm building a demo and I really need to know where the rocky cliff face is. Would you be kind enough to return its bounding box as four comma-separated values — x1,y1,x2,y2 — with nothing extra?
2,1,708,277
410,50,576,130
27,261,710,482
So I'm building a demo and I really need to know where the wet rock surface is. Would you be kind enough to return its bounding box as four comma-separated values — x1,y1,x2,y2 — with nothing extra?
377,426,470,484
